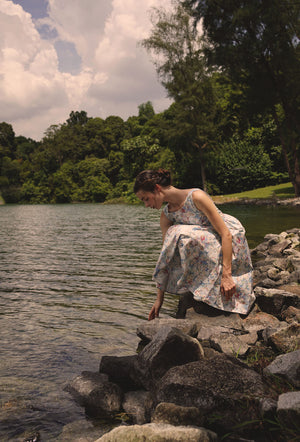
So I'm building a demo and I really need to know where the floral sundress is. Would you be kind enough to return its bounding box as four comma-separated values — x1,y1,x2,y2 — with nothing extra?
153,189,255,314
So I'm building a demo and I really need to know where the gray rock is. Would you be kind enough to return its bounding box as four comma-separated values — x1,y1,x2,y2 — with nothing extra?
209,331,250,357
95,423,218,441
197,325,247,344
122,390,153,424
136,317,199,342
254,287,300,316
64,371,122,417
267,323,300,353
263,350,300,388
272,258,290,271
99,355,142,391
261,323,289,343
135,326,204,390
256,277,278,288
269,239,292,256
273,270,292,283
156,354,272,433
239,330,258,345
259,398,277,420
151,402,204,427
277,391,300,431
186,308,243,329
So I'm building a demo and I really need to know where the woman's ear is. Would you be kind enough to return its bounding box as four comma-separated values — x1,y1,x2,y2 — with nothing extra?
154,184,162,193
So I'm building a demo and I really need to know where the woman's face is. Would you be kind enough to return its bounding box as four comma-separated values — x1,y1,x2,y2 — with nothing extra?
136,187,163,209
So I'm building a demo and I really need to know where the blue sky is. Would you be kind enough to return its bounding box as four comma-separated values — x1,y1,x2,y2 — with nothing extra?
0,0,171,139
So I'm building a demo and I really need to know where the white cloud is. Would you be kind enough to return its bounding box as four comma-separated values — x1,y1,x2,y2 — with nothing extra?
0,0,172,140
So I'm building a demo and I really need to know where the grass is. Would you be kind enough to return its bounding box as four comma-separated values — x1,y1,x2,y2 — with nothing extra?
212,182,295,203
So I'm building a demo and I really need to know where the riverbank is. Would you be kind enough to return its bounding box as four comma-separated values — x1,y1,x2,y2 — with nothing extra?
62,228,300,442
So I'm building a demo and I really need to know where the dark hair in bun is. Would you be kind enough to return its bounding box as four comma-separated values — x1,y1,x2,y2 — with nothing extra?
134,169,171,193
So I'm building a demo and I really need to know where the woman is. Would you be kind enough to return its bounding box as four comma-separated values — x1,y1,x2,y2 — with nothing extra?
134,169,255,320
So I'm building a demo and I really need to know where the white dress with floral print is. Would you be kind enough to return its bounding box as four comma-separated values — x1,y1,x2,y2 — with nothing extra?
153,189,255,314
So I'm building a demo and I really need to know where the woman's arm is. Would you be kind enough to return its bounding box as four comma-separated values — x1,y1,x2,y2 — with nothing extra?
148,212,172,320
192,190,236,300
160,211,173,242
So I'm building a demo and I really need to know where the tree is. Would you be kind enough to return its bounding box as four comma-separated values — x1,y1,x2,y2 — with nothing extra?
67,110,90,126
212,134,273,194
138,101,155,125
121,135,161,178
187,0,300,195
142,1,220,190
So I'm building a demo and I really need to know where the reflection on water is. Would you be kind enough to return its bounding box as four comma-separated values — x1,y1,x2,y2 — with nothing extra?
0,203,299,440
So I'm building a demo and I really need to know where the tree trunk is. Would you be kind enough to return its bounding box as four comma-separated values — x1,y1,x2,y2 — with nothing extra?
272,108,300,197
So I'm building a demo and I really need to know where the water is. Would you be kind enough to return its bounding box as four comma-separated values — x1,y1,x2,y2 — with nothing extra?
0,203,299,441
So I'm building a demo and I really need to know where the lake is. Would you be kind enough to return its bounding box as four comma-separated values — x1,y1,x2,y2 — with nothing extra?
0,203,299,441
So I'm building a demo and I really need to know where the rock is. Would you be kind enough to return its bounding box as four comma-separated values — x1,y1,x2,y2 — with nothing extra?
263,350,300,388
259,398,277,420
136,317,199,342
56,419,108,442
99,355,142,391
267,267,280,280
281,306,300,323
209,331,250,357
197,325,248,351
64,371,123,417
156,354,273,434
252,230,300,291
277,391,300,432
122,390,153,424
254,287,300,317
261,323,289,343
267,323,300,353
186,308,243,328
279,285,300,295
269,239,292,256
242,311,281,333
135,326,204,390
95,423,218,441
151,402,205,427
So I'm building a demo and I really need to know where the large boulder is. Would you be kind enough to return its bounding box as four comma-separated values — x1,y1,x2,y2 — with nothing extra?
64,371,122,417
135,326,204,390
264,350,300,388
99,355,142,391
155,354,276,435
136,317,199,342
95,423,218,441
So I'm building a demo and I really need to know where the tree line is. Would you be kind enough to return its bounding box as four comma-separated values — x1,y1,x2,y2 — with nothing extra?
0,0,298,204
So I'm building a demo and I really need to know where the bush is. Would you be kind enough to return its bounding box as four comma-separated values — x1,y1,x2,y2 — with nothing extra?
213,136,273,194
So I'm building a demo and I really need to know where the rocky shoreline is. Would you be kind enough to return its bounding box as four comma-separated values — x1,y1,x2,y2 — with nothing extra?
61,228,300,442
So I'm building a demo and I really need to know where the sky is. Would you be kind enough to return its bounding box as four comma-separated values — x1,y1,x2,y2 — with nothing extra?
0,0,172,140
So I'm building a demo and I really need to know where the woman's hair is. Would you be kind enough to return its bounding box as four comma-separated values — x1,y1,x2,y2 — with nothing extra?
134,169,171,193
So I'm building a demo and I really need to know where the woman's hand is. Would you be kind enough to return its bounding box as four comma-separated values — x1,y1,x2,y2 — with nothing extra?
221,273,236,301
148,289,164,321
148,299,163,321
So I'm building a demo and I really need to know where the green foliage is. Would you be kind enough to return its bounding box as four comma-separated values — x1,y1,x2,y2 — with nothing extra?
212,135,273,194
187,0,300,195
121,135,161,178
